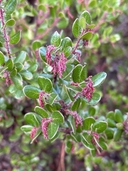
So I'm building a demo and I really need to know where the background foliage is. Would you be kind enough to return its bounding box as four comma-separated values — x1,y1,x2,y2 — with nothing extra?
0,0,128,170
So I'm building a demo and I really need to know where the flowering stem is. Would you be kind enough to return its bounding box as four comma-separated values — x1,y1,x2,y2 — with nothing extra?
0,5,12,58
72,30,85,54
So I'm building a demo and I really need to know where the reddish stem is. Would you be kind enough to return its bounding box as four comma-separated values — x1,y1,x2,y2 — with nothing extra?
0,6,11,58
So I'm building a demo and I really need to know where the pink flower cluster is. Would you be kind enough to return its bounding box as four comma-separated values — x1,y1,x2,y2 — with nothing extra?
30,127,38,139
41,118,52,139
46,45,67,78
39,91,49,108
67,110,82,128
3,71,12,86
39,91,45,108
46,45,55,65
82,77,94,101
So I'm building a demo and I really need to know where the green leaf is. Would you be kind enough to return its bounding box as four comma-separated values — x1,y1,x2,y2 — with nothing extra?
34,106,48,118
98,138,108,150
110,34,120,43
5,59,14,71
10,31,21,44
114,109,124,123
80,11,91,25
0,51,5,65
82,117,95,130
89,107,96,116
23,85,41,99
72,64,82,83
5,0,17,14
92,72,107,87
89,93,102,105
15,63,23,72
39,47,46,61
38,76,53,93
21,125,33,135
107,118,116,128
93,121,107,133
107,111,115,120
20,70,33,80
52,111,64,124
32,40,42,50
105,128,114,139
63,46,72,57
68,115,76,133
72,98,81,111
28,63,38,73
14,51,26,63
5,19,15,27
79,16,86,29
51,31,61,47
81,32,93,40
61,37,72,50
24,112,40,127
80,65,87,81
72,18,81,38
11,73,23,89
48,92,58,104
81,133,95,150
48,122,59,139
114,129,123,141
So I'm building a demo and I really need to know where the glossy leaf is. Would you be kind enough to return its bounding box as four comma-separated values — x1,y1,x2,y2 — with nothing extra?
5,59,14,71
72,18,81,38
48,122,59,139
14,51,26,63
0,51,4,65
51,31,61,46
72,64,82,83
114,109,124,123
20,70,33,80
89,93,102,105
23,85,41,99
10,31,21,44
81,32,93,40
114,129,123,141
24,112,40,127
11,73,23,89
5,0,17,14
34,106,48,118
83,117,95,130
32,40,42,50
92,72,107,87
61,37,72,50
38,76,53,93
52,111,64,124
80,11,91,25
105,128,114,139
93,121,107,133
5,19,15,27
21,125,33,135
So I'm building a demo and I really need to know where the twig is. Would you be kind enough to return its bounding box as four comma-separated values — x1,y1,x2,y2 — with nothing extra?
57,142,65,171
36,18,60,40
93,12,108,33
0,4,11,58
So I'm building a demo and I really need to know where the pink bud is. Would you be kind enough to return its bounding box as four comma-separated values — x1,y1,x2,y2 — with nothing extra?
66,110,82,128
82,76,94,101
46,45,55,65
42,118,52,139
30,127,38,139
